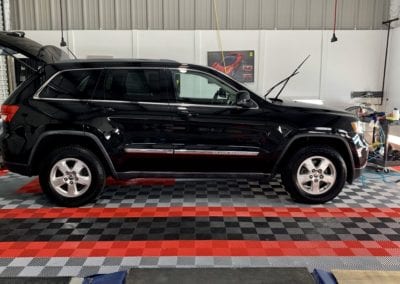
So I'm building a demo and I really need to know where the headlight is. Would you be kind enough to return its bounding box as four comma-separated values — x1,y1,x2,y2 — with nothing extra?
351,121,364,134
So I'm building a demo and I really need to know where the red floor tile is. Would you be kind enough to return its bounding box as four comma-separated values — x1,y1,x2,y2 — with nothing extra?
0,169,8,177
0,240,399,257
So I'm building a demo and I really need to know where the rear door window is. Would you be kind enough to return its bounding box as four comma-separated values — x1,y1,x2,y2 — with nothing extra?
93,68,171,102
40,70,101,100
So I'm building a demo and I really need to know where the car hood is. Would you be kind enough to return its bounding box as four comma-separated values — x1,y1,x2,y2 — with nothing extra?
269,99,355,118
0,31,69,64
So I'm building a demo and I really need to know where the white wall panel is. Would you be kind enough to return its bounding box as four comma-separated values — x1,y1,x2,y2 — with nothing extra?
263,30,322,100
71,30,134,58
137,30,196,63
320,30,386,107
24,29,387,109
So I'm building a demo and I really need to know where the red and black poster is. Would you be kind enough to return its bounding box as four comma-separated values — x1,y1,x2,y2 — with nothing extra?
207,50,255,83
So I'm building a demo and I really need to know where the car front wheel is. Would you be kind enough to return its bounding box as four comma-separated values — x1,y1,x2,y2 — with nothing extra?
39,146,106,207
281,145,347,204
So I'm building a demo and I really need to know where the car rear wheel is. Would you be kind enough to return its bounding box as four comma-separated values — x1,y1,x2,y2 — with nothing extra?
281,145,347,204
39,146,106,207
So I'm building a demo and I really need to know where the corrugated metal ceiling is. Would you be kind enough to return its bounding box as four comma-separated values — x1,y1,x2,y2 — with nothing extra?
10,0,389,30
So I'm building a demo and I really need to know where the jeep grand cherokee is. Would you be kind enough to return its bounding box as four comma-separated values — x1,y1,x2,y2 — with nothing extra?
0,32,368,206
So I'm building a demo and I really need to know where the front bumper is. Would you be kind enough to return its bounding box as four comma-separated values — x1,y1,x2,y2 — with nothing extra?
349,133,369,182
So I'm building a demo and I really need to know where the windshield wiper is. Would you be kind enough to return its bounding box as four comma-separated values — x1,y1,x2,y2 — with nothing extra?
264,55,310,101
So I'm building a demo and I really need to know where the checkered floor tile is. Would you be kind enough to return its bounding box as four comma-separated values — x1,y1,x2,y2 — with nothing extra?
0,216,399,242
0,168,399,277
1,170,400,209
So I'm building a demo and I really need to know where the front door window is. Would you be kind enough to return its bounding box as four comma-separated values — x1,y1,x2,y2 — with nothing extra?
172,69,238,106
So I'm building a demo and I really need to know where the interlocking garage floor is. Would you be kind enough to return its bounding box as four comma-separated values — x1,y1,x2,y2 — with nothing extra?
0,168,400,277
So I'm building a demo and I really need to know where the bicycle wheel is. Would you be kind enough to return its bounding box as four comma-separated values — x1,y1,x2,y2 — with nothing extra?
345,106,374,118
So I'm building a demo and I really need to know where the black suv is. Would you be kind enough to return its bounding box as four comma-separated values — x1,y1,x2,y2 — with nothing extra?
0,32,368,207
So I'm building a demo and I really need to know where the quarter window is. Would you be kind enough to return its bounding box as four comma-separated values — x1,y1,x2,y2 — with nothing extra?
40,70,101,99
172,70,237,105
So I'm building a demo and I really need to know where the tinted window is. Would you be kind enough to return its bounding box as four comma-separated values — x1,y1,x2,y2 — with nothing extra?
41,70,101,99
172,69,237,105
94,69,170,102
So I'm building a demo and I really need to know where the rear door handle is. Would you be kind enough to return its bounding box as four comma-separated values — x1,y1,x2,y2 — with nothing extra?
177,106,194,118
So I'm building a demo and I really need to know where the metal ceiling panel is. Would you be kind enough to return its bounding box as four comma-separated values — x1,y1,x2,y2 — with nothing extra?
358,0,375,29
132,0,148,29
276,0,293,29
211,0,228,29
228,0,244,29
244,0,260,30
341,0,358,29
163,0,178,29
115,0,132,29
260,0,276,29
67,0,84,30
293,0,309,29
82,0,99,30
179,0,195,29
194,0,212,29
147,0,163,29
9,0,390,30
34,0,51,30
309,0,324,29
99,0,116,29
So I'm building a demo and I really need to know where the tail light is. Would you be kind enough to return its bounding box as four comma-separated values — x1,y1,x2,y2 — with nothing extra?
1,105,20,123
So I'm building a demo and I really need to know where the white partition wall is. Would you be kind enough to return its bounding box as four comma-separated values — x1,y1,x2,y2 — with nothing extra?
26,29,388,109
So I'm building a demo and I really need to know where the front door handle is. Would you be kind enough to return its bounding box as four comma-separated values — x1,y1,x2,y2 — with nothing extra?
105,107,115,113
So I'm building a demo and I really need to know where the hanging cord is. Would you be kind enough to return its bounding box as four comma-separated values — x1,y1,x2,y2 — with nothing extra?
333,0,337,33
331,0,338,42
212,0,227,73
59,0,77,59
59,0,66,47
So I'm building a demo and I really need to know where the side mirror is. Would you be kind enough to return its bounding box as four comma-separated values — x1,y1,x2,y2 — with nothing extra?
236,91,253,108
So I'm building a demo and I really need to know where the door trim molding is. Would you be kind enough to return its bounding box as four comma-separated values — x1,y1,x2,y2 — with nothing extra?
124,148,260,157
124,148,173,155
174,149,259,156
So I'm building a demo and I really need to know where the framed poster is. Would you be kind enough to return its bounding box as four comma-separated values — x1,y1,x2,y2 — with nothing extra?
207,50,255,83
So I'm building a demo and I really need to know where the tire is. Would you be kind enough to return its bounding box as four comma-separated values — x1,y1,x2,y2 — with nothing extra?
281,145,347,204
39,146,106,207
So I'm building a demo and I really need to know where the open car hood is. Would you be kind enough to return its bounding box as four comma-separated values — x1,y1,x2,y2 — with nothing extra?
0,31,69,64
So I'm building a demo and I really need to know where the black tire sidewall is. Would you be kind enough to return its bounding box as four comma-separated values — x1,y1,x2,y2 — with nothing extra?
39,146,105,207
282,146,347,204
